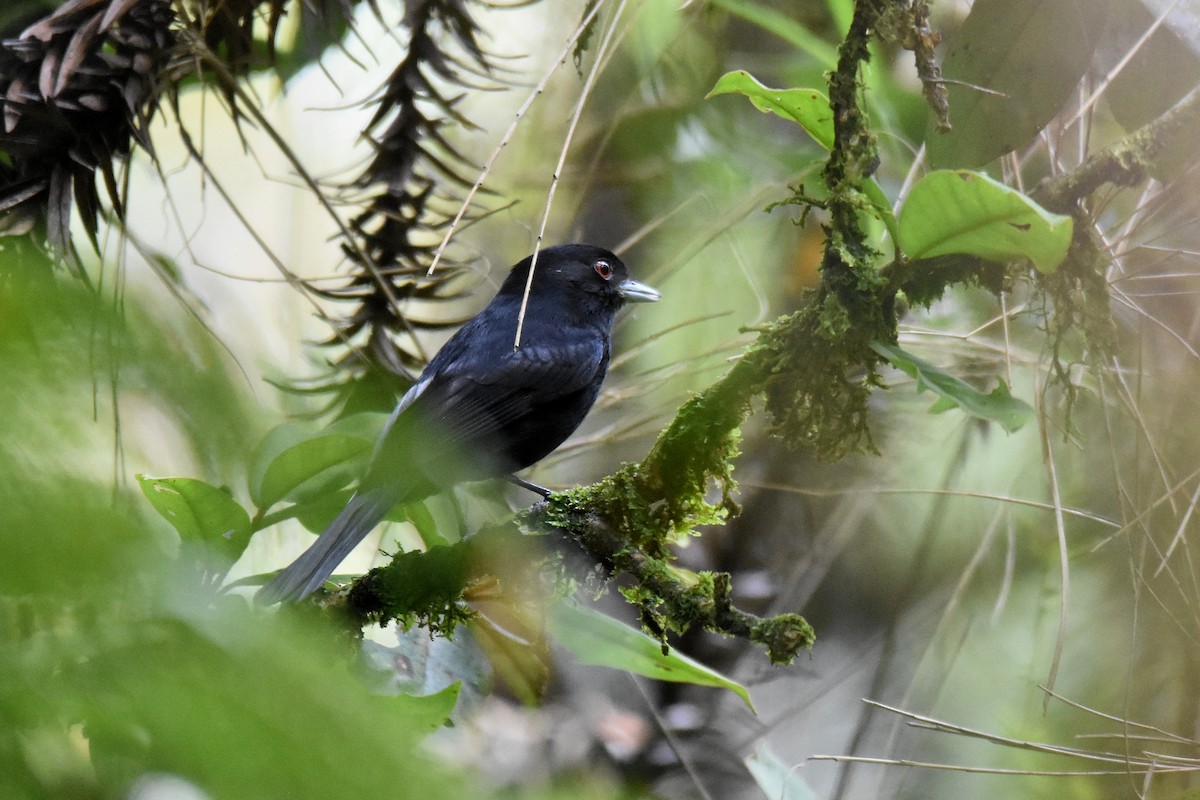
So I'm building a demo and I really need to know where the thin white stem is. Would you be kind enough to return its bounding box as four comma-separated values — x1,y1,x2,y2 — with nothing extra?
514,0,629,349
427,0,610,276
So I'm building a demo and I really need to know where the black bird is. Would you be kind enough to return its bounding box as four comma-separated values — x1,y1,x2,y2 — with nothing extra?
259,244,660,603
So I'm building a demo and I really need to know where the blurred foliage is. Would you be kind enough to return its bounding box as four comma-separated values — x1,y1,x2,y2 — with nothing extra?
0,254,470,799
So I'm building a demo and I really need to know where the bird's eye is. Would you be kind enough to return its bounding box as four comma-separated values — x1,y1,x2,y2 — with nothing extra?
593,259,614,281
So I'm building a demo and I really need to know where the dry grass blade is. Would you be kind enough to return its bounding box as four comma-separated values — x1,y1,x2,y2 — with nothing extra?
1036,385,1071,713
849,700,1199,771
428,0,611,276
515,0,630,347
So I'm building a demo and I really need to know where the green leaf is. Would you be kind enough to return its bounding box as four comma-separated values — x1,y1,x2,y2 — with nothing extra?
249,413,386,511
68,603,462,798
927,0,1108,168
548,600,754,710
899,170,1072,273
249,423,315,505
404,500,449,548
871,341,1034,433
256,435,369,509
824,0,853,35
137,475,253,566
861,174,902,251
290,488,355,533
707,70,834,149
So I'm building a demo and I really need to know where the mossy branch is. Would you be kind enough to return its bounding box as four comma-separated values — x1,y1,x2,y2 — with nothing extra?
331,495,815,665
527,501,814,665
1033,85,1200,214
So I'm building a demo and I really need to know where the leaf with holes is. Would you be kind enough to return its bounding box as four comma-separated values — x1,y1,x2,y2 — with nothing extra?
899,170,1072,273
707,69,834,149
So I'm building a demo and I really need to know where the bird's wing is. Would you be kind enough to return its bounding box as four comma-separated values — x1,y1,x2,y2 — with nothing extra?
361,336,606,489
413,337,606,446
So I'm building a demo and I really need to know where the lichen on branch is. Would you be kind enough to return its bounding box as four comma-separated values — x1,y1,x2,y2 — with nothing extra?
1033,85,1200,214
529,497,814,665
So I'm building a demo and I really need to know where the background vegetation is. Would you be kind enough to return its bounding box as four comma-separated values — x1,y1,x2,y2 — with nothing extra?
2,1,1199,798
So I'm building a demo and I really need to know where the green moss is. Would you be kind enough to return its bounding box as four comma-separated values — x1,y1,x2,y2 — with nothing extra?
751,613,817,665
752,292,887,459
347,543,475,636
897,255,1009,309
545,449,735,563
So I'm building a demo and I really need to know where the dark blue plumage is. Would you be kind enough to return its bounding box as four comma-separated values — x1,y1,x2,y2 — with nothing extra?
258,244,659,603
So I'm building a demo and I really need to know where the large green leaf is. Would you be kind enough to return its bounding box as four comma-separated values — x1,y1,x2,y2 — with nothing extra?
899,170,1072,273
137,476,253,567
548,600,754,710
871,341,1034,433
927,0,1109,168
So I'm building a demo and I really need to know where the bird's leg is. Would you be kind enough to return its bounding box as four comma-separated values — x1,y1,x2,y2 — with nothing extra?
507,474,552,498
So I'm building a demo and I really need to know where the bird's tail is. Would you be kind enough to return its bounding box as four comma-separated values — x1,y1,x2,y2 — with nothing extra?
256,489,393,604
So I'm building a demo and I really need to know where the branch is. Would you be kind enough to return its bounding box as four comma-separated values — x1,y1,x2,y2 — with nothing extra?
1033,84,1200,213
526,501,814,666
335,496,815,666
336,2,1200,674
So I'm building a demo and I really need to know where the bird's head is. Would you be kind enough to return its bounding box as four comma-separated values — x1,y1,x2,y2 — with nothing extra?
501,244,660,315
